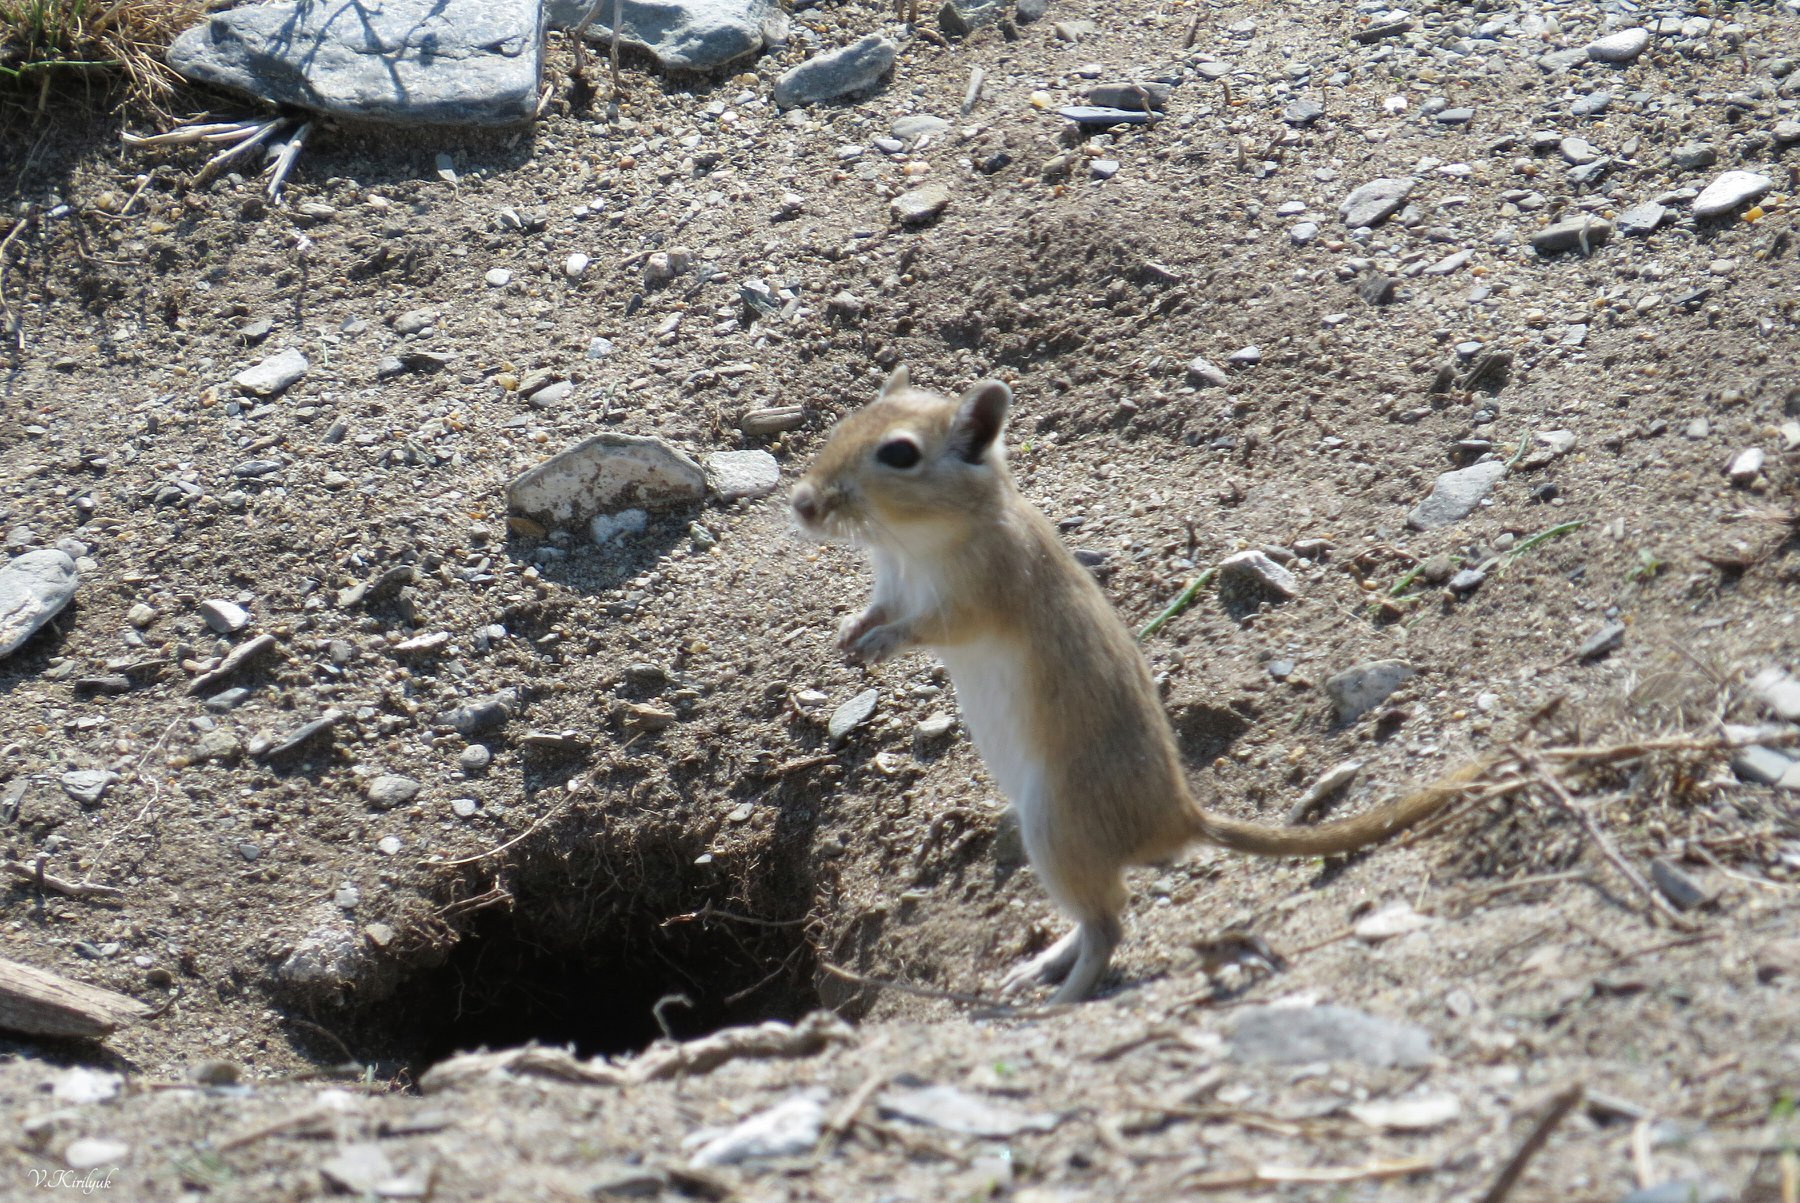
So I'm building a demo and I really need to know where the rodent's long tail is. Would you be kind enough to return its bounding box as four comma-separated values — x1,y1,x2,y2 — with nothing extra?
1192,759,1492,858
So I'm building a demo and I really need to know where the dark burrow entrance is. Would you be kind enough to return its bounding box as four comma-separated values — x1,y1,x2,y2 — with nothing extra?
346,815,824,1076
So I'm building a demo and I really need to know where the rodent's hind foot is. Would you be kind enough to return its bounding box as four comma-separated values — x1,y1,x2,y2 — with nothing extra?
999,926,1081,996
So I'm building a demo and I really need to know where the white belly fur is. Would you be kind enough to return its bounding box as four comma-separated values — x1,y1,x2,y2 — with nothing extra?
938,640,1043,818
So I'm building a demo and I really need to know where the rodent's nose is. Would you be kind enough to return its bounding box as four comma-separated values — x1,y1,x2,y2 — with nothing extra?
791,481,820,524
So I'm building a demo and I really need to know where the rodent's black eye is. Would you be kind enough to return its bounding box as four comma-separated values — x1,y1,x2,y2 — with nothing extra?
875,438,922,469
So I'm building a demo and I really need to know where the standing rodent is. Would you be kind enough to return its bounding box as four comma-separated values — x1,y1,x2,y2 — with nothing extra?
791,368,1486,1004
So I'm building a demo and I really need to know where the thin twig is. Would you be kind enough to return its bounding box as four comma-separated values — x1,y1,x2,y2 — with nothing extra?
819,961,1061,1018
1,860,125,903
427,791,576,868
818,1069,889,1155
1184,1156,1439,1190
961,66,985,116
661,901,809,928
1539,729,1800,762
1476,1083,1584,1203
194,118,283,187
610,0,624,99
265,119,313,202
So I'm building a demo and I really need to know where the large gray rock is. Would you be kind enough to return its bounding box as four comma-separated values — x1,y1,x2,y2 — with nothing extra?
0,550,79,660
773,34,896,107
548,0,774,71
167,0,546,125
507,434,706,530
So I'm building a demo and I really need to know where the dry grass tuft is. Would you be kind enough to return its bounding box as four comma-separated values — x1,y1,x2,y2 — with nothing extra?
0,0,201,113
1440,652,1795,886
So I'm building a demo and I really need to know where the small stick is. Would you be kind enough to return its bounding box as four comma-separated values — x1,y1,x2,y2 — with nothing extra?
819,961,1061,1018
1440,869,1593,909
266,119,313,201
427,792,575,867
1,860,125,903
611,0,624,99
194,118,283,187
122,121,258,146
661,902,809,928
961,67,985,116
651,992,692,1040
819,1070,890,1154
1518,749,1695,930
1185,1156,1438,1190
1539,729,1800,762
1183,10,1201,47
1476,1083,1584,1203
1631,1114,1657,1189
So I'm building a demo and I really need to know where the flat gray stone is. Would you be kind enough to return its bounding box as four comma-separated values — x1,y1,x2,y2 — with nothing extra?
60,770,120,806
1087,82,1171,111
508,434,706,529
1560,136,1602,165
548,0,774,71
1587,27,1650,63
1616,202,1666,236
1575,621,1626,662
366,774,422,810
1283,98,1324,125
891,114,950,141
199,599,251,634
1324,660,1416,724
233,348,309,397
1339,177,1415,228
829,689,879,741
1056,105,1154,127
689,1093,825,1168
891,183,951,225
773,34,895,107
1693,171,1772,219
878,1083,1059,1138
1218,550,1299,599
702,450,781,500
1186,356,1229,388
1671,143,1718,171
169,0,545,125
1532,216,1612,254
937,0,1001,38
1230,1004,1434,1068
0,550,79,660
443,690,518,737
1407,460,1506,530
1750,668,1800,722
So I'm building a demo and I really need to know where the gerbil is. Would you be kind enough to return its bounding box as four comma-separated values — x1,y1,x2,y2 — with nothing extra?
791,368,1485,1004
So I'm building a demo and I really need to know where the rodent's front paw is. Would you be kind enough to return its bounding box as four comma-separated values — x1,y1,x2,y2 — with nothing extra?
836,608,887,653
846,623,910,666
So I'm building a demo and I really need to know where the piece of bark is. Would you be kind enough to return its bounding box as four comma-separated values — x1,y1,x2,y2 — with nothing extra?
0,956,150,1038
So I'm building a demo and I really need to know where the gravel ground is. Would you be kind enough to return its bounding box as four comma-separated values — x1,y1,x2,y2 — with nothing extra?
1,0,1799,1198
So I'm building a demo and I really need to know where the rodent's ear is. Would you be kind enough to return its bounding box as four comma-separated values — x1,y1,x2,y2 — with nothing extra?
876,365,911,400
949,380,1012,465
